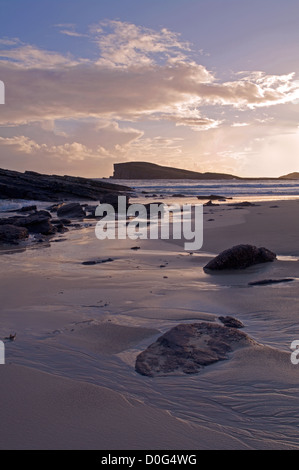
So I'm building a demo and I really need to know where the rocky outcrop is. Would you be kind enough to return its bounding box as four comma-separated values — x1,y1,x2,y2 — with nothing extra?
204,244,276,271
135,322,255,377
0,168,131,201
112,162,240,180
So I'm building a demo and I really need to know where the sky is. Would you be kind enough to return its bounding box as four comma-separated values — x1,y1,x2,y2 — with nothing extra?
0,0,299,178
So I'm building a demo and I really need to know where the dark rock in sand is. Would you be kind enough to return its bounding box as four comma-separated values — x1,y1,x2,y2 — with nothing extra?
204,244,276,271
231,202,259,207
57,203,85,219
197,194,228,201
249,278,295,286
0,224,29,244
135,322,255,377
219,316,244,329
82,258,114,266
204,200,220,206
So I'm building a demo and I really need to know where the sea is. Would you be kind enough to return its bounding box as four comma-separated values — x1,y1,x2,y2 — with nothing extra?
1,178,299,213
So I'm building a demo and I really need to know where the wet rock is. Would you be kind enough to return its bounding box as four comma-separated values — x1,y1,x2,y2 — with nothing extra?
16,205,37,213
57,203,85,219
249,278,294,286
0,168,132,202
197,194,228,201
0,224,29,244
219,316,244,329
46,203,64,212
135,322,255,377
231,202,259,207
204,200,220,206
98,193,130,212
204,244,276,271
0,211,56,235
82,258,114,266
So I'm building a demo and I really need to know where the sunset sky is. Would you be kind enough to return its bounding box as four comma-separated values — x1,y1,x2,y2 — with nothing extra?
1,0,299,177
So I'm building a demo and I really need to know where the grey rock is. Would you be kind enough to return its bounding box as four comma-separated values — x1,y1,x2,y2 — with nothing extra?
135,322,255,377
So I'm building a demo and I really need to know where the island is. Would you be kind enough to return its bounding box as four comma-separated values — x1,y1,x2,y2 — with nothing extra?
112,162,240,180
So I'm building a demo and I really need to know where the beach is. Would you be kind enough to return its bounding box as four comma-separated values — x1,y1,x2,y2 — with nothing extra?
1,198,299,449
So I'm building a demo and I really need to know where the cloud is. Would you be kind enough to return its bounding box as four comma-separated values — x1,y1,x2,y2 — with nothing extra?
1,20,299,176
91,20,191,67
54,23,88,38
0,44,82,68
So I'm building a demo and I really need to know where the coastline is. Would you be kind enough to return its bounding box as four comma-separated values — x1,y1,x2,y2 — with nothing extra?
0,197,299,449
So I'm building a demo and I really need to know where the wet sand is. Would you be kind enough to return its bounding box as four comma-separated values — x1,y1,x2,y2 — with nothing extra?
0,199,299,449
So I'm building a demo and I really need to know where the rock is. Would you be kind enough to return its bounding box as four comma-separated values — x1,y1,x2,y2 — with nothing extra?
0,224,29,244
81,258,114,266
219,316,244,329
231,202,259,207
0,168,132,202
249,278,295,286
204,200,219,206
57,203,85,219
135,322,255,377
172,193,186,197
84,205,98,217
197,194,228,201
204,244,276,271
98,193,130,211
46,203,64,212
0,211,56,235
16,205,37,213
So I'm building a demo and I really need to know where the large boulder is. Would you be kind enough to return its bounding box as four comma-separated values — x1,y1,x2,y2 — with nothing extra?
57,203,85,219
0,224,29,244
135,322,255,377
204,244,276,271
